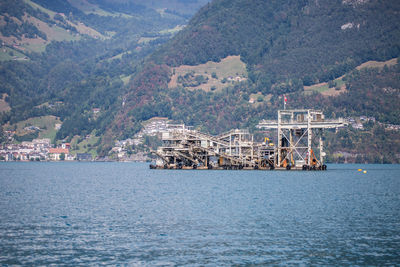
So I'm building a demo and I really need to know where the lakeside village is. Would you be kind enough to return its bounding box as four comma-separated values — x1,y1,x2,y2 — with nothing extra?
1,115,399,162
0,117,169,162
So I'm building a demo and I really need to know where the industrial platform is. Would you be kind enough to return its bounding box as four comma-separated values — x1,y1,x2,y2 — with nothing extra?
150,109,347,170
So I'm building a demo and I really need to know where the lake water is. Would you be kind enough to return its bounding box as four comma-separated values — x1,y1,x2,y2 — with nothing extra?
0,163,399,266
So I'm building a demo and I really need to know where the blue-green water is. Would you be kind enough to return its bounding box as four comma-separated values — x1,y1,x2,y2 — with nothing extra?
0,163,399,266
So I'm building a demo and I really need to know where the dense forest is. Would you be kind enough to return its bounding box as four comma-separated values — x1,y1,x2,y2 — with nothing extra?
113,0,400,162
0,0,399,162
123,0,400,117
152,0,400,91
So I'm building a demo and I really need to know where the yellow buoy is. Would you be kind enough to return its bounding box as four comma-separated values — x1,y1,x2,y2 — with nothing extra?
358,169,362,172
363,170,367,174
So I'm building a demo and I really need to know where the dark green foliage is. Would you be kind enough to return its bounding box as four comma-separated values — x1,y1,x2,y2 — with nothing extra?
325,125,400,164
0,0,183,137
0,0,26,19
31,0,82,16
177,72,208,87
281,63,400,125
14,131,39,142
285,63,400,163
2,0,400,163
0,19,47,40
122,69,278,135
89,0,149,15
152,0,400,93
332,65,400,124
0,0,48,40
56,113,93,140
0,0,206,152
0,126,6,144
111,63,172,139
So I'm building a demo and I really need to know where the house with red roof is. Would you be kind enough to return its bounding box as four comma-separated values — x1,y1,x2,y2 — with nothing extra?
48,148,70,161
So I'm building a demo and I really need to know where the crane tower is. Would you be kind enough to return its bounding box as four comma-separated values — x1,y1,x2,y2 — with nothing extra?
257,109,347,170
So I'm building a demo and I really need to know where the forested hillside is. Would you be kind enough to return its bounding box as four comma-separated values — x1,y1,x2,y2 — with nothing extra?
112,0,400,162
0,0,204,142
153,0,400,91
1,0,399,162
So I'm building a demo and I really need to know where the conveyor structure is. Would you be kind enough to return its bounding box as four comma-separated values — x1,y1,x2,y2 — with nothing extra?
150,109,347,170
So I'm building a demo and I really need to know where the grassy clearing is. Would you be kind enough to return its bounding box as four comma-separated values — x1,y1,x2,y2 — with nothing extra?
86,9,132,18
120,74,132,85
5,0,104,54
24,0,56,18
26,0,128,18
21,42,46,53
67,0,133,18
169,55,248,91
70,22,104,39
67,0,108,15
107,51,131,62
304,58,398,96
48,25,80,42
21,16,80,52
138,37,159,44
25,0,101,41
356,58,397,70
159,25,185,35
0,93,10,112
249,93,272,106
335,78,345,88
305,83,329,93
70,133,100,158
249,93,264,101
304,76,346,96
12,115,61,141
0,46,27,61
306,80,347,96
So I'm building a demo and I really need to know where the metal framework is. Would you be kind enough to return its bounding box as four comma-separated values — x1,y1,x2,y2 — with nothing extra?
150,109,347,170
257,109,347,169
151,125,275,170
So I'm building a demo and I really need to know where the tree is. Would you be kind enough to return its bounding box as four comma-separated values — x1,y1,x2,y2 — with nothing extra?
0,126,6,144
60,153,65,161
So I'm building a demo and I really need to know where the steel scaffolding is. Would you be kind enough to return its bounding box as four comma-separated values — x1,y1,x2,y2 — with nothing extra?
257,109,347,169
150,109,347,170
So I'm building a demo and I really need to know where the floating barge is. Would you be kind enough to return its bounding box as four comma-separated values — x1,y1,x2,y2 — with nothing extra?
150,109,347,170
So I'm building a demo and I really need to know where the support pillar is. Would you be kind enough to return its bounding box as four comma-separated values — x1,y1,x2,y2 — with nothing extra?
277,110,282,167
307,110,312,166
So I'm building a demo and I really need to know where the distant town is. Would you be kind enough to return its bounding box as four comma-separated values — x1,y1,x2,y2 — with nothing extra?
0,117,170,162
1,115,399,162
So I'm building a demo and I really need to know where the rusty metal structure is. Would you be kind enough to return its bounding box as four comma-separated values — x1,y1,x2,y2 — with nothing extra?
151,125,273,169
150,109,347,170
257,109,347,170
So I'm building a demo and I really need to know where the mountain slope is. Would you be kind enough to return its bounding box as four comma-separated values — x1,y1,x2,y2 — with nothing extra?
117,0,400,129
152,0,400,90
107,0,400,162
1,0,399,162
0,0,202,141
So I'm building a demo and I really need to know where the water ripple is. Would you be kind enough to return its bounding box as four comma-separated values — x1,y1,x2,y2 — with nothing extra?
0,162,399,265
